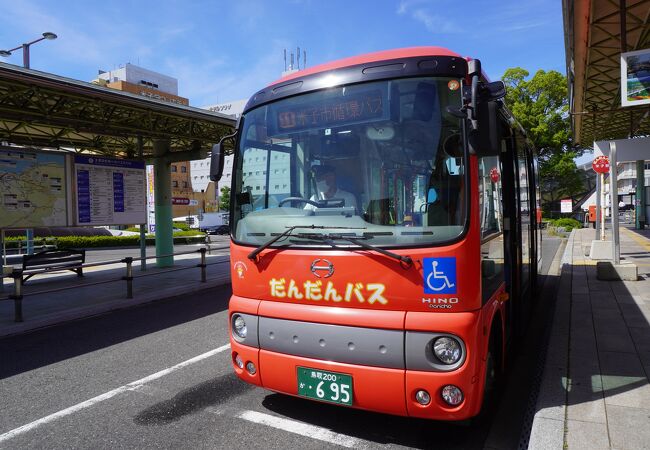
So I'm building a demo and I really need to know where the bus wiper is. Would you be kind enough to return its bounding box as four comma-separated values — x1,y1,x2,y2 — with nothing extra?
248,225,366,262
295,233,413,267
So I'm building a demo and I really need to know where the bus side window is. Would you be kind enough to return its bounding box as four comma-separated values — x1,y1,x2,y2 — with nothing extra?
479,155,505,304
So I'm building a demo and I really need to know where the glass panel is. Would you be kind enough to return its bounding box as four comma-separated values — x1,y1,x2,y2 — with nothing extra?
233,77,465,248
516,137,530,288
479,155,504,303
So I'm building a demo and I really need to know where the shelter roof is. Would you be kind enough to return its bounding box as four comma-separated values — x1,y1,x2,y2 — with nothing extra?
563,0,650,145
0,62,235,157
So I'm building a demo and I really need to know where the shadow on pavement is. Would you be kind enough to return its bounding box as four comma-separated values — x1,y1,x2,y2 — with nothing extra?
0,284,230,380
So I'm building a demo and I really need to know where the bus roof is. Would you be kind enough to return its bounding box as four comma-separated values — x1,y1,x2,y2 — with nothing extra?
269,46,465,87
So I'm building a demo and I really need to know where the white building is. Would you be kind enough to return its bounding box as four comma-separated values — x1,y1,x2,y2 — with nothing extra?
97,63,178,95
193,100,248,206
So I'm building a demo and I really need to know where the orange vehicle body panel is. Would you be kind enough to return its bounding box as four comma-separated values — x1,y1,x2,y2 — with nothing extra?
228,50,512,419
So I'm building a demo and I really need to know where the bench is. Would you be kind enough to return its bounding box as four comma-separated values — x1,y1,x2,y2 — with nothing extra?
21,249,86,283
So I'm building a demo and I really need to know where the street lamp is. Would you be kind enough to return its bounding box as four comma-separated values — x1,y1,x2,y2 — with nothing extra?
0,32,57,69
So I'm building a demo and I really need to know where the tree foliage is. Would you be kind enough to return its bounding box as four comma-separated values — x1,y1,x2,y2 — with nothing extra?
502,67,587,212
219,186,231,211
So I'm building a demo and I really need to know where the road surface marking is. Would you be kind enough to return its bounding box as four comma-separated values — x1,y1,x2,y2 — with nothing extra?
236,410,364,448
0,344,230,444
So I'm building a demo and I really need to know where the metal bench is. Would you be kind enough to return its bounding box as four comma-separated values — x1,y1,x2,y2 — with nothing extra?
21,249,86,283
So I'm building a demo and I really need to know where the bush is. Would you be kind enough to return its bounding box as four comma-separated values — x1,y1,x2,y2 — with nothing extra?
173,222,191,231
553,218,582,232
4,233,206,250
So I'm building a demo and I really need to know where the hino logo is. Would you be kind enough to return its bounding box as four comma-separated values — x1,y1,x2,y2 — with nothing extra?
422,297,459,309
310,259,334,278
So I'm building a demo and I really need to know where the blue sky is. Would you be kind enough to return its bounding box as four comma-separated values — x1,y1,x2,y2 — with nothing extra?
0,0,566,107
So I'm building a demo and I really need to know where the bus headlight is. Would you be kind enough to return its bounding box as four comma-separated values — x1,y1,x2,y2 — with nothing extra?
232,314,247,339
432,336,462,365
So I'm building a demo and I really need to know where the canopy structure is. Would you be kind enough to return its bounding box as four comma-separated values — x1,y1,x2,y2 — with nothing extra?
0,62,237,268
563,0,650,145
0,62,235,157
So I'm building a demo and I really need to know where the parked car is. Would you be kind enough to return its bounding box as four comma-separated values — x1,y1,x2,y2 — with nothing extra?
205,225,230,235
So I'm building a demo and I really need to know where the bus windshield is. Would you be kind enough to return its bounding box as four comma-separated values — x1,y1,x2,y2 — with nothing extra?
232,76,466,248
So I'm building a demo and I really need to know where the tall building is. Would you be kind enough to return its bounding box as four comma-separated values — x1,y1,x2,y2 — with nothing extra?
93,64,195,219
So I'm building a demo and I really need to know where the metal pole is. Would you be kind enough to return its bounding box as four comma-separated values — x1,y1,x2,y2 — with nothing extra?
22,43,30,69
611,142,620,264
0,230,5,293
26,229,34,255
596,171,602,237
124,257,133,299
636,160,646,228
10,269,23,322
199,247,207,282
138,135,147,271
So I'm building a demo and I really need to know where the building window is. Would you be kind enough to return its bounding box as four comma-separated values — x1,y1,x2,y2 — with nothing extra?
171,165,177,172
172,181,178,187
183,181,188,188
274,184,280,189
181,166,187,173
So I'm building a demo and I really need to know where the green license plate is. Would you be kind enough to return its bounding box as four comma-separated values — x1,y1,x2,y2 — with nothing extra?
297,367,353,406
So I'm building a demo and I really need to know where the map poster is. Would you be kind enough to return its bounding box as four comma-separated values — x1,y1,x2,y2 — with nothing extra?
74,155,146,226
0,149,71,229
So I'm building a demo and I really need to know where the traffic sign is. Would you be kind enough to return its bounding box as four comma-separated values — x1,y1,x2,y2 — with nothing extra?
592,156,610,174
172,197,190,205
489,167,500,183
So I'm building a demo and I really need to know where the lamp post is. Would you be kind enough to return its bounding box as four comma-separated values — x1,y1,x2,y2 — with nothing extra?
0,32,57,256
0,32,57,69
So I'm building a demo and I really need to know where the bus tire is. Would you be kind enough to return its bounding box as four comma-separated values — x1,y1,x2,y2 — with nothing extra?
477,325,503,420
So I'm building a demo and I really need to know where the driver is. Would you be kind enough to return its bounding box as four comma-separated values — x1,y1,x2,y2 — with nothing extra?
305,165,357,212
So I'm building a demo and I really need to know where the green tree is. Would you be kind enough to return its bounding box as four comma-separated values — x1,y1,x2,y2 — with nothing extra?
502,68,586,214
219,186,231,211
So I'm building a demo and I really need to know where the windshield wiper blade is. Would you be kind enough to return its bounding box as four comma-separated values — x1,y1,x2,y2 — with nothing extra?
247,225,366,261
297,233,413,267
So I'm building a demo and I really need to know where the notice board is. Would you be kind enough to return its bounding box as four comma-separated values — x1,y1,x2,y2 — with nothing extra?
74,155,146,226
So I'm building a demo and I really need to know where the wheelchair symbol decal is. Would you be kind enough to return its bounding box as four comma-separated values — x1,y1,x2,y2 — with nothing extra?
423,257,457,294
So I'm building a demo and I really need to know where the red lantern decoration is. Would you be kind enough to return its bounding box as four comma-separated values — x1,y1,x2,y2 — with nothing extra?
489,167,500,183
592,155,610,174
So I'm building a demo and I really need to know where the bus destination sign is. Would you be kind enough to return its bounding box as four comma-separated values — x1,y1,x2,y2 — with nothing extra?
274,90,387,134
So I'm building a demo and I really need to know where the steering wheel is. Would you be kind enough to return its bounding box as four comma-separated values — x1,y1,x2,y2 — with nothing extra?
278,197,321,208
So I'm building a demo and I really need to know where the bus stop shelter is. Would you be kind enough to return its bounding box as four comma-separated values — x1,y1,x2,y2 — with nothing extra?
563,0,650,276
0,62,235,267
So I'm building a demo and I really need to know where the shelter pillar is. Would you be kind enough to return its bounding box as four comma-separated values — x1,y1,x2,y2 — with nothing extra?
153,139,174,267
636,160,646,229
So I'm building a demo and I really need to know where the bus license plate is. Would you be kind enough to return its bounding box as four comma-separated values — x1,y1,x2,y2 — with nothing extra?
297,367,353,406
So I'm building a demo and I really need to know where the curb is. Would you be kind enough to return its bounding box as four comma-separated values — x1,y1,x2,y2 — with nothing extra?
527,230,574,449
0,275,231,339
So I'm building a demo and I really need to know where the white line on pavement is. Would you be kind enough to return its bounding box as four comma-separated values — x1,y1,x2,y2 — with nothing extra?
236,410,364,448
0,344,231,444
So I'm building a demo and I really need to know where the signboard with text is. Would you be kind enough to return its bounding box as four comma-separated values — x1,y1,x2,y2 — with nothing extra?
561,199,573,214
74,155,146,225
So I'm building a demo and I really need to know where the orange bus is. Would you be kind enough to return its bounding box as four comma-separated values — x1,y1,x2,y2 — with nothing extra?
211,47,541,420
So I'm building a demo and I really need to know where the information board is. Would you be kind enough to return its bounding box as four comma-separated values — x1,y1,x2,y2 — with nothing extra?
0,149,71,228
74,155,146,226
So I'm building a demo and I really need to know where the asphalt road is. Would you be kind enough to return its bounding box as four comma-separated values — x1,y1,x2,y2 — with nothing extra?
0,234,562,449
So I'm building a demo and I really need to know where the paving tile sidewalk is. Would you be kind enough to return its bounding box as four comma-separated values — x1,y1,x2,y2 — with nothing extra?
0,247,232,338
529,227,650,450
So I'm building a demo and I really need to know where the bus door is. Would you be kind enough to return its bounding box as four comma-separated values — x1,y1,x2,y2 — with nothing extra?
499,130,522,344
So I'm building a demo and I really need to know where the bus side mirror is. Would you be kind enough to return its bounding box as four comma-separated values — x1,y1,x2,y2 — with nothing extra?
210,143,224,181
470,100,501,156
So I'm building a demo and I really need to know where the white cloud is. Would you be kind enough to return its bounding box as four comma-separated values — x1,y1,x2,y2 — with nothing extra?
164,40,292,106
397,1,462,34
